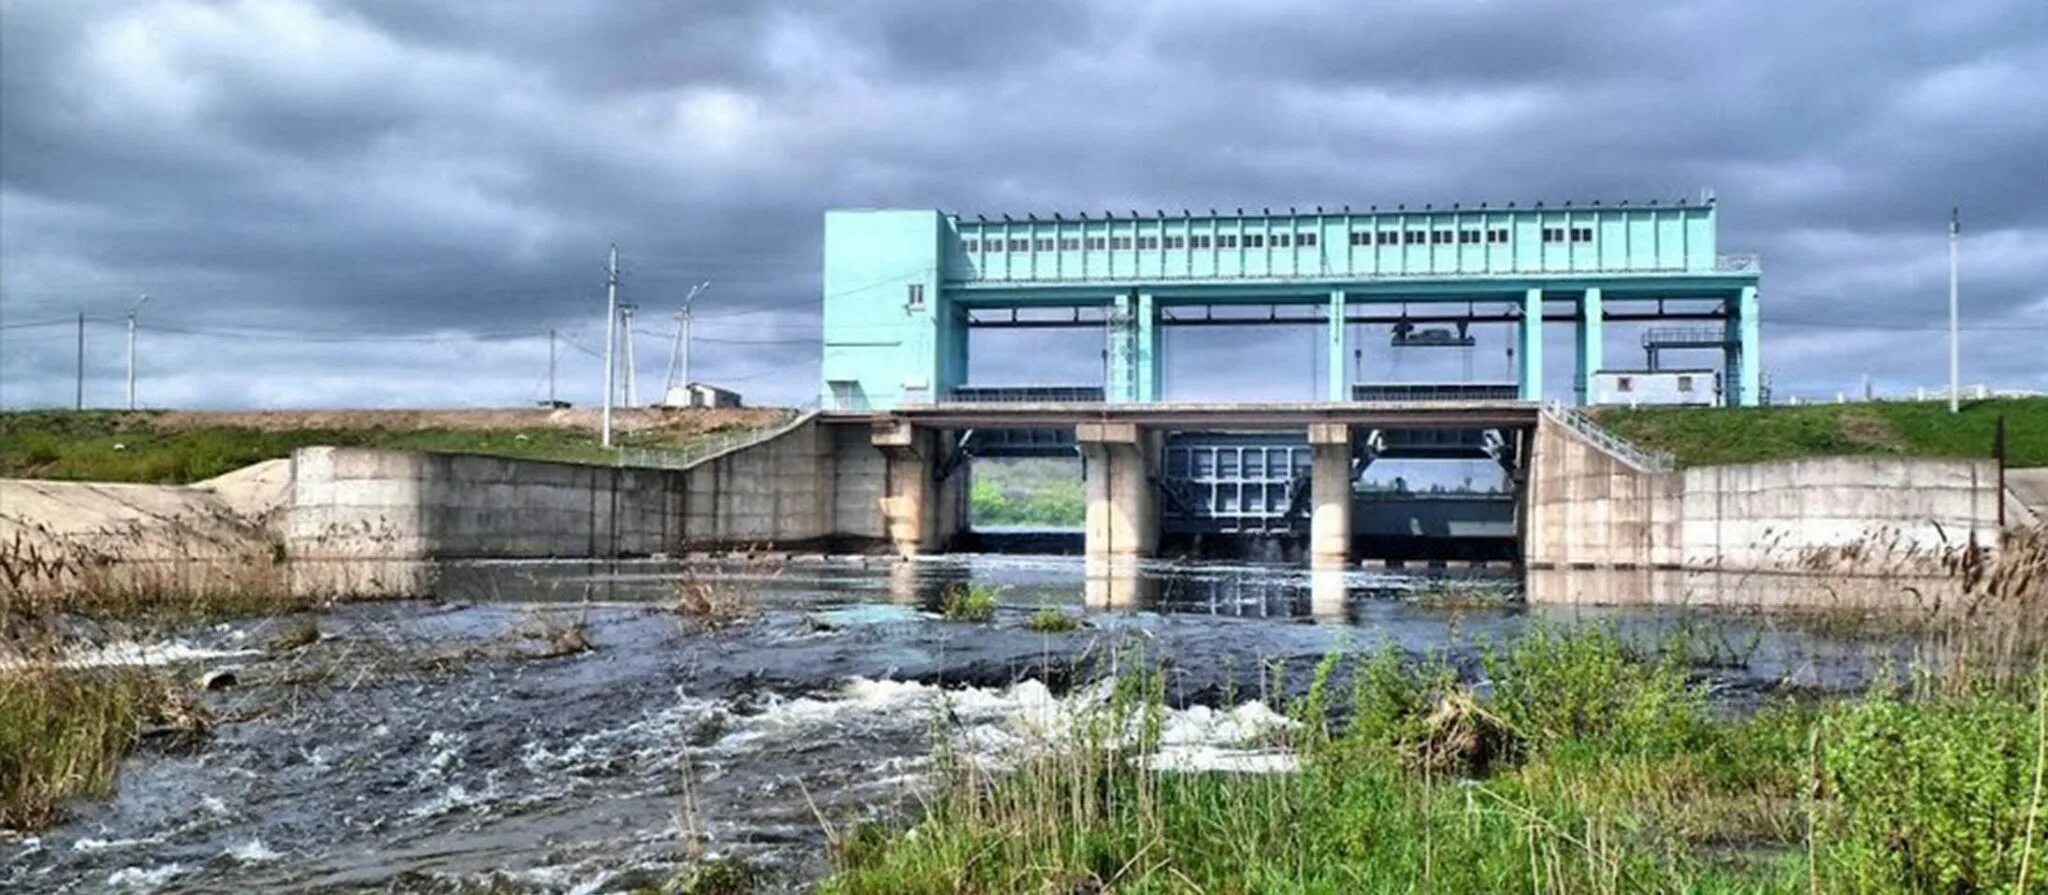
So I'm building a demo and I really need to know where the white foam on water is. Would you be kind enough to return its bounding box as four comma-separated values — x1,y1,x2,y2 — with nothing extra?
223,838,281,863
106,861,183,889
1,640,260,670
71,834,165,853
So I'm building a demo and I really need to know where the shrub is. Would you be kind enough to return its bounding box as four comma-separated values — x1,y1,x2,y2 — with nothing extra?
1821,681,2047,893
1024,606,1080,633
939,583,999,622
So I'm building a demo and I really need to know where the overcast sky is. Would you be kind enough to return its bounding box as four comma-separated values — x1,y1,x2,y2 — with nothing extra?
3,0,2044,410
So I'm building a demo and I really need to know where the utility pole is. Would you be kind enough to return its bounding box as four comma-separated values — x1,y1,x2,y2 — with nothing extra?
620,303,639,408
1948,206,1961,414
601,244,619,448
75,311,85,410
126,293,149,410
547,327,558,407
663,281,709,404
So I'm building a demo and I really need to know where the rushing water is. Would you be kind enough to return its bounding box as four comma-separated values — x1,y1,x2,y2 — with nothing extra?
2,555,1903,893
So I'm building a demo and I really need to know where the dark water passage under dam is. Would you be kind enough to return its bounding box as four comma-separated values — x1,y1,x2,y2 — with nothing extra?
4,555,1908,893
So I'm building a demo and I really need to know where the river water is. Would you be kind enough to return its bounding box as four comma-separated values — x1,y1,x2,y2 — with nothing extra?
2,555,1899,893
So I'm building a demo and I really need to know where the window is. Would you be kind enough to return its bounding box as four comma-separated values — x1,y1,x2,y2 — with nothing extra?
1059,237,1081,251
1085,236,1107,251
1033,238,1054,251
906,283,925,311
1542,227,1565,243
1378,231,1399,246
1008,239,1028,252
1298,232,1317,247
1164,235,1186,249
1403,230,1425,245
1616,376,1633,393
1570,227,1595,243
1458,229,1480,245
1273,234,1290,248
964,240,979,253
1111,236,1133,250
1138,236,1160,250
1677,375,1694,393
1191,235,1212,249
1217,234,1237,249
1349,231,1371,247
1245,234,1264,249
1430,230,1451,245
1486,228,1510,244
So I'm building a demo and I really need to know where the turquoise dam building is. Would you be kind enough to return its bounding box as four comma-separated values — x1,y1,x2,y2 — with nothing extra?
821,199,1762,409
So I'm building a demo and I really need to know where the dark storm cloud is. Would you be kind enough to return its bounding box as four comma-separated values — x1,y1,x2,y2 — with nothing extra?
2,0,2044,409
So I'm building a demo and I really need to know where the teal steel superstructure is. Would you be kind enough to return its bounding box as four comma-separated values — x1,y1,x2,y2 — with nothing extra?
821,200,1762,409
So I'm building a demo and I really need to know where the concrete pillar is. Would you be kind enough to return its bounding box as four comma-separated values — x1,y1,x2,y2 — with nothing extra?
1575,287,1603,406
1308,422,1353,570
1078,421,1156,565
872,419,960,556
1326,289,1348,401
1519,287,1544,401
1726,285,1761,406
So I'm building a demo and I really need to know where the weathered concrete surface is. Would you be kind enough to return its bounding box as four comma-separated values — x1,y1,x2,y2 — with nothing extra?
0,478,281,596
1307,423,1352,570
2010,468,2048,527
1525,416,1682,569
870,422,967,556
1682,457,2000,573
1080,424,1157,564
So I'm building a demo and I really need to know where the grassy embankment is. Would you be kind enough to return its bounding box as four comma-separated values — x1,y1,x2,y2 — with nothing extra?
1598,396,2048,469
825,628,2048,894
972,458,1085,528
825,530,2048,893
0,408,777,484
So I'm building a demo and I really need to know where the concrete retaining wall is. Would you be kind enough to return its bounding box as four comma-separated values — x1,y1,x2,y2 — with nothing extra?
1682,457,2000,572
1526,415,2005,604
1525,417,1682,569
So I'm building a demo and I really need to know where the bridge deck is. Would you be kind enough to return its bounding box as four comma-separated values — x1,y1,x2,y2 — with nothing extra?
823,400,1541,430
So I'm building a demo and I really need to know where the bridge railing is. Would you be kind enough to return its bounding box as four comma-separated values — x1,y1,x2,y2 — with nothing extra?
946,385,1106,404
1541,400,1675,473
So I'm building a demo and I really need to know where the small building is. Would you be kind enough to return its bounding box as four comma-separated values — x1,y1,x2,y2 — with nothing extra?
662,382,743,409
1591,369,1720,407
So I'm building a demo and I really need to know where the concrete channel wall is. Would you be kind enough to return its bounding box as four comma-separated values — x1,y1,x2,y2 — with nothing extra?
283,413,933,595
1525,414,2007,605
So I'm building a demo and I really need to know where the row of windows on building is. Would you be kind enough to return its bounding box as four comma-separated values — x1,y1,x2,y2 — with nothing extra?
964,232,1322,254
964,225,1599,254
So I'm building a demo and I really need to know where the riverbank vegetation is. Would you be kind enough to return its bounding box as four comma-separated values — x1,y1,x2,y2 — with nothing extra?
825,622,2048,894
0,408,780,483
1597,396,2047,468
0,664,203,830
971,459,1085,528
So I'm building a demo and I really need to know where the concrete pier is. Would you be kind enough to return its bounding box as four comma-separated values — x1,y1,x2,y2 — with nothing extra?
872,419,964,556
1079,421,1158,566
1308,422,1353,570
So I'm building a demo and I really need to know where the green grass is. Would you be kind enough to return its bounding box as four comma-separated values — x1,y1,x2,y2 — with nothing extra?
0,665,200,830
938,583,1001,622
1596,396,2048,468
0,410,759,484
822,627,2048,894
1024,606,1082,633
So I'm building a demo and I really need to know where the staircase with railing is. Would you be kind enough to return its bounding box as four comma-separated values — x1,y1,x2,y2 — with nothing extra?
1541,400,1674,473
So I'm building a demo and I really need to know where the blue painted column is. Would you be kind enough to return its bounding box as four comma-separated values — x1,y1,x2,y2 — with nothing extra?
1574,287,1603,405
1326,289,1348,401
1727,285,1761,406
1518,288,1544,401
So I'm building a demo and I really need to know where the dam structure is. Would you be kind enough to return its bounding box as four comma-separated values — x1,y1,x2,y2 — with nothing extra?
814,199,1764,569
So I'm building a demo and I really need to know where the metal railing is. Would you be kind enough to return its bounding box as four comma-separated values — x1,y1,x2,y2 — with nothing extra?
613,408,807,470
1542,400,1674,472
946,385,1106,404
1715,253,1762,272
1351,382,1522,403
1640,326,1730,348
